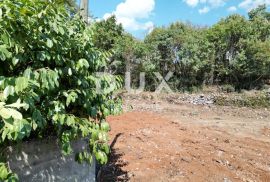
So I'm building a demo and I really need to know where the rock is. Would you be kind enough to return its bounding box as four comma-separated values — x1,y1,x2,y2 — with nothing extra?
189,94,215,105
181,157,192,163
267,89,270,99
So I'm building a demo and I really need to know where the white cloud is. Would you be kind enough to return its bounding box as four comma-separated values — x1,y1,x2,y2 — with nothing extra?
239,0,270,11
227,6,237,12
183,0,199,7
103,13,112,20
184,0,226,8
115,0,155,19
103,0,155,32
199,6,210,14
184,0,227,14
204,0,226,7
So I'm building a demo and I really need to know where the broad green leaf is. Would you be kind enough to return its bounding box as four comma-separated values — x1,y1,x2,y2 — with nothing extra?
15,77,29,93
0,163,9,180
90,107,97,117
66,116,75,126
37,12,43,18
91,129,99,141
32,109,45,128
68,68,72,76
6,174,18,182
46,38,53,48
3,86,15,99
102,144,110,154
59,27,65,35
32,121,38,130
23,68,32,79
86,154,93,164
6,100,28,110
0,108,22,120
0,45,11,60
1,34,9,46
77,59,89,69
0,108,12,119
76,153,84,164
18,119,32,139
66,92,77,106
103,108,110,117
0,77,4,87
95,151,108,165
12,57,19,66
1,129,9,141
101,122,110,132
98,131,107,141
0,102,5,108
37,51,46,61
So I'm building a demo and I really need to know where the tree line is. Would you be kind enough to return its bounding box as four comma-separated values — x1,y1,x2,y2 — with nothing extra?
93,5,270,92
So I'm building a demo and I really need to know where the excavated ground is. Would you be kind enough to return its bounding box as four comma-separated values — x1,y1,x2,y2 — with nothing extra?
100,92,270,182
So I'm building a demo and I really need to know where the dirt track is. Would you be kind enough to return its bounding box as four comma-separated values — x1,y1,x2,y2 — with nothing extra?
100,94,270,182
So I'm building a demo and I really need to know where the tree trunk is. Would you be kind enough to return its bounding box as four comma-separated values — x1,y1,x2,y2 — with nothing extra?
80,0,89,23
125,55,131,73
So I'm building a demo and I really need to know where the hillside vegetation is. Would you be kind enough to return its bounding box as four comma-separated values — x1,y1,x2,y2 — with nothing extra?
94,5,270,92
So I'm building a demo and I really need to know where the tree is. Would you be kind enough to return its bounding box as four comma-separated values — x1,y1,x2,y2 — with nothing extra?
248,4,270,21
49,0,78,13
87,4,270,92
145,27,174,76
207,14,249,86
115,34,139,73
93,16,124,52
144,22,213,91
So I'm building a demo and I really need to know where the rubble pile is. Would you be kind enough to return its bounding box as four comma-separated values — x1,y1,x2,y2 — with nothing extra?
188,94,215,105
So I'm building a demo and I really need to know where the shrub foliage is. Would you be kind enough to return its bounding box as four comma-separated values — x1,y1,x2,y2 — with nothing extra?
0,0,122,180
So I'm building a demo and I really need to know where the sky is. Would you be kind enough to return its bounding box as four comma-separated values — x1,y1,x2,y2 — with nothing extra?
81,0,270,38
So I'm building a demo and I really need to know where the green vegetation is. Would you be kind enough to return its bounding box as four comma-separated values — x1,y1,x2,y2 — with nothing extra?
0,0,269,180
96,5,270,92
215,92,270,108
0,0,121,181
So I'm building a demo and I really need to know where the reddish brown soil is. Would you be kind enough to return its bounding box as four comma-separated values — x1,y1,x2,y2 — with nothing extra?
100,94,270,182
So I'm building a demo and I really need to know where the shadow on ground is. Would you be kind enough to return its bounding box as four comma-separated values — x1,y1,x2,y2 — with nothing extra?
98,133,130,182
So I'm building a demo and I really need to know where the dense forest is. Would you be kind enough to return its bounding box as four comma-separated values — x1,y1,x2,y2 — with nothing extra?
93,5,270,92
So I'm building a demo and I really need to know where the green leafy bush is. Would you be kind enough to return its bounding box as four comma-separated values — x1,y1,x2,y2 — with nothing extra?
0,163,17,181
0,0,122,180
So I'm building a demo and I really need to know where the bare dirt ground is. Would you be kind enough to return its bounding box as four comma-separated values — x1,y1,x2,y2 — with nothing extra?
100,92,270,182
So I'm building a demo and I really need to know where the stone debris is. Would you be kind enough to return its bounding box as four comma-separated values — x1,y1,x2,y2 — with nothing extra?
188,94,215,105
267,89,270,99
